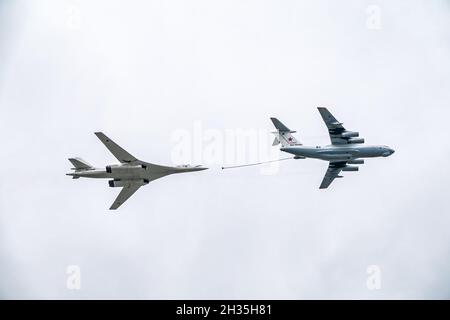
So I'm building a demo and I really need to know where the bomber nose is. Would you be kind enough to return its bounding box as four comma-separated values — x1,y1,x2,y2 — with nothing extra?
389,148,395,155
191,166,208,171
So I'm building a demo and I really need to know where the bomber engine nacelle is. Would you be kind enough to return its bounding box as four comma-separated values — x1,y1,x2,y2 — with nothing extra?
106,164,146,173
347,159,364,165
342,165,359,172
347,137,365,144
342,131,359,138
108,179,149,188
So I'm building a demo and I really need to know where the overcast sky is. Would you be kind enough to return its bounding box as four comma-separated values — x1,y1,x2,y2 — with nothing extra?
1,0,450,299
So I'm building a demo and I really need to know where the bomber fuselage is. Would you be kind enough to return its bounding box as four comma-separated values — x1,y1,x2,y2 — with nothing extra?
66,164,207,181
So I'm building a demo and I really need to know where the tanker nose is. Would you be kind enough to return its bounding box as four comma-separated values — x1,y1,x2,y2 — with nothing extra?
383,148,395,157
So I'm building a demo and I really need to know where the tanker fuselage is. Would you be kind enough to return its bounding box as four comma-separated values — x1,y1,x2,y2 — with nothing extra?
281,144,395,162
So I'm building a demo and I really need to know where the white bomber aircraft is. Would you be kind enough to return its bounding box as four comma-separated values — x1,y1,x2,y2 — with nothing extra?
271,108,395,189
67,132,207,210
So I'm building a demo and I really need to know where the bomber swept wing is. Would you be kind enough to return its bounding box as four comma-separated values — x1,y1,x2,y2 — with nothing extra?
110,182,142,210
94,132,176,173
317,107,365,145
94,132,138,163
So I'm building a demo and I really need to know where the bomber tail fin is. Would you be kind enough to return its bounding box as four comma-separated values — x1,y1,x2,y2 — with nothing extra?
270,117,302,147
68,157,94,171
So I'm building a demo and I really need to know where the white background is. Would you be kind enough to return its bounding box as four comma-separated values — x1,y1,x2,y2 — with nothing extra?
1,0,449,298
